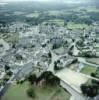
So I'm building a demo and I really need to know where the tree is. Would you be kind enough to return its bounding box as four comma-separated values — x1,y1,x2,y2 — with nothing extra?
15,54,23,60
27,87,36,98
54,61,59,70
5,65,10,72
80,84,98,97
46,74,60,85
28,74,37,85
3,75,10,82
12,44,16,48
48,52,52,58
91,73,96,77
6,71,13,76
36,71,60,86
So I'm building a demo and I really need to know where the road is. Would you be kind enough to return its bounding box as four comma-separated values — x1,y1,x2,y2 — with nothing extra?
0,46,99,100
60,80,86,100
78,57,99,67
47,50,85,100
48,50,99,100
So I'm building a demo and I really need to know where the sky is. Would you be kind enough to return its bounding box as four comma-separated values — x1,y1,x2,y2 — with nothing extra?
1,0,51,2
0,0,92,3
0,0,87,3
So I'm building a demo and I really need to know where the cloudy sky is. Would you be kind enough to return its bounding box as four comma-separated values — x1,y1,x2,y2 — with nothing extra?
1,0,52,2
0,0,88,3
0,0,93,4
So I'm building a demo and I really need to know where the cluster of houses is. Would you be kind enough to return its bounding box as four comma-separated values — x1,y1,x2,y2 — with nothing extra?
0,21,99,89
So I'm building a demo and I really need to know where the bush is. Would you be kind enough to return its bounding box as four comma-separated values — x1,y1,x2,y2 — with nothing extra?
6,71,13,76
28,74,37,85
36,71,60,86
27,87,36,98
80,84,98,97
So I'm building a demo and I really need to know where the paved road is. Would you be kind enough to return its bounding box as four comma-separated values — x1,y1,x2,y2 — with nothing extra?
78,57,99,67
0,46,99,100
47,50,86,100
60,80,87,100
48,50,99,100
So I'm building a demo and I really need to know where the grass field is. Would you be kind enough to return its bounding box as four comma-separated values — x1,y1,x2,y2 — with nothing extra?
66,22,89,29
95,68,99,78
94,47,99,52
2,82,70,100
48,10,61,16
4,33,19,44
44,19,64,26
51,88,70,100
80,64,97,75
86,7,99,12
25,13,39,18
33,85,70,100
2,82,32,100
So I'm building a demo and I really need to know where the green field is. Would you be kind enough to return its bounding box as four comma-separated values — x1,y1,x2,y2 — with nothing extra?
44,19,64,26
2,82,70,100
80,64,97,75
2,82,32,100
48,10,61,16
94,47,99,52
86,7,99,12
4,33,19,44
50,88,70,100
95,68,99,78
66,22,89,29
26,13,39,18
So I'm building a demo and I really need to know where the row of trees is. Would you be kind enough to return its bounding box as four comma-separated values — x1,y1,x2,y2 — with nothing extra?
26,71,60,99
81,83,98,97
27,71,60,86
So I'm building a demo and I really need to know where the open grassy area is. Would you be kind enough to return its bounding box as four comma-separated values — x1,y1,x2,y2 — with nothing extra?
2,81,70,100
43,19,64,26
50,88,70,100
86,7,99,12
80,64,97,75
4,33,19,44
2,82,32,100
25,13,39,18
94,47,99,52
33,85,70,100
66,22,89,29
95,69,99,78
48,10,61,16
